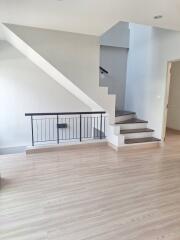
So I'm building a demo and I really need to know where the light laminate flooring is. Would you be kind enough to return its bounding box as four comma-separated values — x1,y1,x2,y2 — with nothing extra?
0,133,180,239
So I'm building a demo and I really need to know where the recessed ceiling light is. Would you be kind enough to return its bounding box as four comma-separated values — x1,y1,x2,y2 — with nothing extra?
154,15,163,19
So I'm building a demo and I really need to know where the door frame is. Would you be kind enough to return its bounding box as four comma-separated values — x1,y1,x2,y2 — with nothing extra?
162,59,180,140
162,61,172,141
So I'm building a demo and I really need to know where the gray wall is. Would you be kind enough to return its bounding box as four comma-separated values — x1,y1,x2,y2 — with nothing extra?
100,46,128,110
100,22,129,48
167,61,180,130
125,23,180,138
100,21,129,111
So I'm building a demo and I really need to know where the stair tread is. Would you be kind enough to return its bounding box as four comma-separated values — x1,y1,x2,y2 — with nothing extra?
125,137,160,144
115,110,135,117
121,128,154,134
116,118,148,124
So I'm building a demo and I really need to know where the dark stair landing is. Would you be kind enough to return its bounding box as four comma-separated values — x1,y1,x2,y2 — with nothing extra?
120,128,154,134
116,118,148,124
115,110,135,117
125,137,160,144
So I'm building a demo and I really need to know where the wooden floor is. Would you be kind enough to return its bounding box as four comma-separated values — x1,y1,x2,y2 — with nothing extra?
1,131,180,239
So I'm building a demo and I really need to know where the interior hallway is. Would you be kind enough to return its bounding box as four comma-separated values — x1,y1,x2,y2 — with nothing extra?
165,128,180,144
1,134,180,239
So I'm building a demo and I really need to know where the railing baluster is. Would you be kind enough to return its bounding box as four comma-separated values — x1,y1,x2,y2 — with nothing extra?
57,115,59,144
80,114,82,142
93,117,95,139
53,118,55,141
76,117,78,139
104,116,106,138
91,116,92,139
84,116,85,138
41,119,43,141
100,113,102,139
73,117,74,139
62,118,63,140
69,118,70,140
31,116,34,146
44,119,46,142
87,116,88,138
65,118,67,140
48,118,50,140
36,119,38,142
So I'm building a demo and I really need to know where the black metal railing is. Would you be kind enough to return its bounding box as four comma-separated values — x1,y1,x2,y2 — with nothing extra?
25,111,106,146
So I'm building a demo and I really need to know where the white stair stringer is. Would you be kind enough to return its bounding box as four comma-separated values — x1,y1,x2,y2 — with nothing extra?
2,23,116,123
108,124,124,147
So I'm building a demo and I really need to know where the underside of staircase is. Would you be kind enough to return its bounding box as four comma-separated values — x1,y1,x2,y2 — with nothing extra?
115,110,160,145
2,23,116,124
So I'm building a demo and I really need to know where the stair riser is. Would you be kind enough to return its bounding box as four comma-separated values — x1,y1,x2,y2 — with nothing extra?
120,123,148,130
115,114,136,123
123,132,153,140
122,141,160,148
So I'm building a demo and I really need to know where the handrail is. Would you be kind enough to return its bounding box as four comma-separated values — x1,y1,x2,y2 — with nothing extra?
25,111,106,116
99,66,109,74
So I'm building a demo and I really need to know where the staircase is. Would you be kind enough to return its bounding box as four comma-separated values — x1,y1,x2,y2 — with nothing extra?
1,23,161,150
114,110,160,145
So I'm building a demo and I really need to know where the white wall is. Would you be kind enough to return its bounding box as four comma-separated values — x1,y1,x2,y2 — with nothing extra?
125,24,180,138
167,61,180,130
0,24,5,40
3,24,116,120
100,22,129,48
0,41,90,151
100,46,128,110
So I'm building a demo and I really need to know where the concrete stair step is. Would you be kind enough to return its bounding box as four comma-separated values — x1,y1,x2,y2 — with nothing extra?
120,128,154,134
125,137,160,144
116,118,148,124
115,110,135,117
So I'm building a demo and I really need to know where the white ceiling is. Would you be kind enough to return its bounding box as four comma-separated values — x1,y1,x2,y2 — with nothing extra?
0,0,180,35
